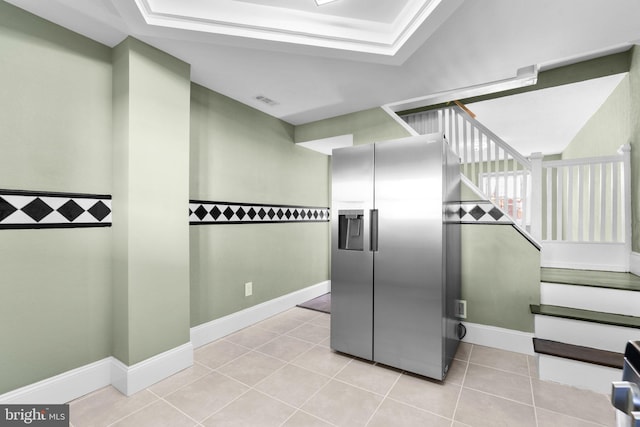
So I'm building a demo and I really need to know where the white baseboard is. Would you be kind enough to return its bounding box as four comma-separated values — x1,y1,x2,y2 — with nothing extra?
191,280,331,348
111,342,193,396
461,322,534,355
631,252,640,276
0,358,112,404
0,281,331,404
0,342,194,403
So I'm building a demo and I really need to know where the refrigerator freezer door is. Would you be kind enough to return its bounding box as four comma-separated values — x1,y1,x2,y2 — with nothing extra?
373,138,445,379
331,144,375,360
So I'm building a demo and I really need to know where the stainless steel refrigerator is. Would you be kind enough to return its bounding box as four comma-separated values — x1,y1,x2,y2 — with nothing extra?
330,134,462,381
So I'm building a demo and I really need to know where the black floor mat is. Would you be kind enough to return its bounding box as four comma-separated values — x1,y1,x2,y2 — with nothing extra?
297,293,331,314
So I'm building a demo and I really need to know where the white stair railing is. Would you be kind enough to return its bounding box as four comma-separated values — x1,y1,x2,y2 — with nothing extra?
540,145,631,245
402,106,533,233
537,145,631,271
401,107,632,270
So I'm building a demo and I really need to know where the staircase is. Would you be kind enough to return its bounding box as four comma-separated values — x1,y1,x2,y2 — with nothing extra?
531,268,640,393
400,105,631,271
399,105,637,394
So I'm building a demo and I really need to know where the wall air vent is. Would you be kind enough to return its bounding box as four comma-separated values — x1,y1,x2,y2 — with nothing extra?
255,95,278,106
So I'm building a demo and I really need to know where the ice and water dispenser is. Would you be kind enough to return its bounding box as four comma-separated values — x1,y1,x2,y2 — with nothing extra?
337,210,364,251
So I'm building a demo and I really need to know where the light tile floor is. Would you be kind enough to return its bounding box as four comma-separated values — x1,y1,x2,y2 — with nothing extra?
69,307,616,426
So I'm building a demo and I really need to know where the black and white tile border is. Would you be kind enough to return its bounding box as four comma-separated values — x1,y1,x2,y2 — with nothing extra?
445,201,513,224
0,189,112,229
190,201,330,225
0,192,507,229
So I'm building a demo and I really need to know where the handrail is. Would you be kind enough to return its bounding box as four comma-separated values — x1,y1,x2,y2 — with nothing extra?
402,106,531,167
542,154,623,168
401,105,534,233
449,105,531,168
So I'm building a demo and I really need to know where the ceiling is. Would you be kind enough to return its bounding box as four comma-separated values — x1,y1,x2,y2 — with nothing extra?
467,73,628,155
6,0,640,153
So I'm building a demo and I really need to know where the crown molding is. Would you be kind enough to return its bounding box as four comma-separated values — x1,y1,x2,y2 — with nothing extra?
133,0,443,56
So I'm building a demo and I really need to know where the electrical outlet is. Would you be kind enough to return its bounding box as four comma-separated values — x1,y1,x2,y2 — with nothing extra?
244,282,253,297
456,299,467,319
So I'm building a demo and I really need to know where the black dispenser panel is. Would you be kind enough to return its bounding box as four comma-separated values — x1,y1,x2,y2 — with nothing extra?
338,210,364,251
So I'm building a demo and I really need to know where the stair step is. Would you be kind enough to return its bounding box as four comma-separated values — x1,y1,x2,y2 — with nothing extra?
530,304,640,329
541,267,640,292
540,282,640,317
533,338,623,369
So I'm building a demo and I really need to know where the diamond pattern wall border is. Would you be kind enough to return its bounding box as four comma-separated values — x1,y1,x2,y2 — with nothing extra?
0,192,504,230
0,189,112,229
445,201,513,224
189,201,330,225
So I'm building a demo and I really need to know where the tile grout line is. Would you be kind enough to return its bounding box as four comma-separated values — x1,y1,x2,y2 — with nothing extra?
197,379,254,426
148,362,213,400
205,326,337,426
279,408,338,427
382,394,457,423
203,314,328,370
150,388,206,427
194,309,330,426
330,375,397,399
275,338,342,426
461,385,536,407
279,346,356,426
198,338,296,424
103,395,161,427
244,387,299,425
223,314,328,357
450,343,472,426
222,329,281,353
528,355,539,427
534,406,612,427
466,360,532,378
362,368,403,426
252,343,316,364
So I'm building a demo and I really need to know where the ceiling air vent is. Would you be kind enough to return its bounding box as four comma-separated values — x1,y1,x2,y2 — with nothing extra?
255,95,278,106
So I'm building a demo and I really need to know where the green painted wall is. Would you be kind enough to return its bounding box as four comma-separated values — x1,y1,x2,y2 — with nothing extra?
460,182,540,332
556,76,630,242
461,225,540,332
561,47,639,251
112,38,192,365
190,84,330,326
294,107,411,145
562,76,631,159
0,2,112,393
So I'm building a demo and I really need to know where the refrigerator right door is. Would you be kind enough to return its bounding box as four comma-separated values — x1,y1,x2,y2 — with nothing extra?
373,136,446,379
444,140,462,377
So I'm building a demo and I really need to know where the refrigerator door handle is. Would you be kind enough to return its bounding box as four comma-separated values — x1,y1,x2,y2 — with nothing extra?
370,209,378,252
